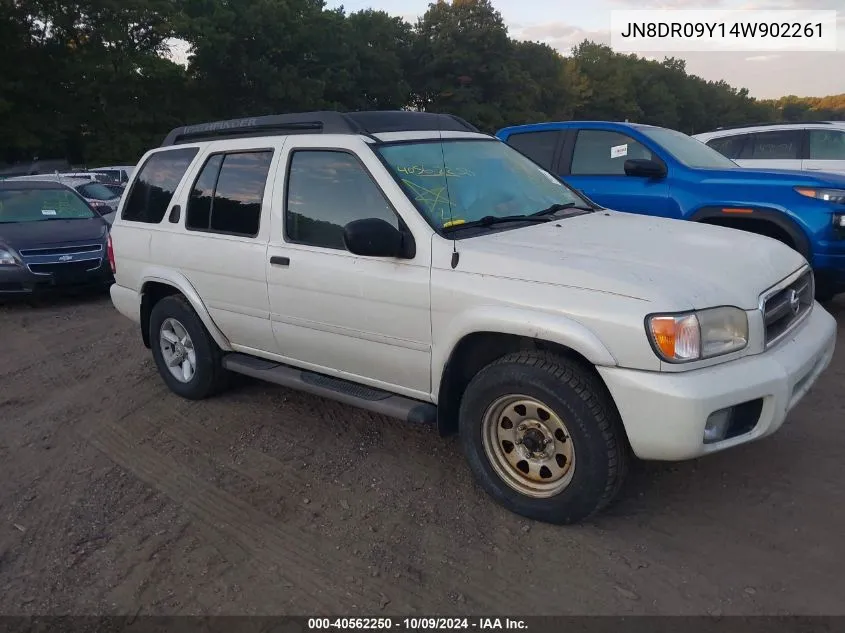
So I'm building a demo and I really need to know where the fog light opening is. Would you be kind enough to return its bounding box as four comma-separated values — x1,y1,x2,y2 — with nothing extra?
704,408,733,444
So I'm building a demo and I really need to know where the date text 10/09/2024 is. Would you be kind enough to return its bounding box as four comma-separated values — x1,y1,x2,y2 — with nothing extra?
307,618,528,630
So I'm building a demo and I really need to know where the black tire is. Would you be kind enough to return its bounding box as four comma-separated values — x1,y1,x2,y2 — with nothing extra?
459,351,628,525
149,295,229,400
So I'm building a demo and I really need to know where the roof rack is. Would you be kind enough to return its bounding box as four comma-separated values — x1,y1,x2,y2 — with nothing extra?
160,110,480,146
709,120,835,132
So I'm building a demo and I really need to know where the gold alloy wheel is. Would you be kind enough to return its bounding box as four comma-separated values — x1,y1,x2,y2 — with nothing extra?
482,394,576,498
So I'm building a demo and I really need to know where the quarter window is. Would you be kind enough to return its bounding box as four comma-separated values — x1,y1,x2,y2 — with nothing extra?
186,151,273,237
809,130,845,160
285,150,398,250
122,148,198,223
570,130,653,175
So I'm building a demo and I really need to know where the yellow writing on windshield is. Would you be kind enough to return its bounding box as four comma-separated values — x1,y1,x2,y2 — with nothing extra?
397,165,474,178
402,178,458,225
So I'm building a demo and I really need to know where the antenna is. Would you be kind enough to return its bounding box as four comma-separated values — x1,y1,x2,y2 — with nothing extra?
436,113,460,269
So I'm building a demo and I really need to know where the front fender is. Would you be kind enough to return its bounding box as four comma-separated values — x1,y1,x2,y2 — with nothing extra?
140,266,232,351
432,305,618,393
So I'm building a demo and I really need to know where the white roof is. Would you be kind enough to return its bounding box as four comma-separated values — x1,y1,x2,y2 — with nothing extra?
694,121,845,140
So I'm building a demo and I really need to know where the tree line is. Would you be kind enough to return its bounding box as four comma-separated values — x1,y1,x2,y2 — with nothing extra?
2,0,843,167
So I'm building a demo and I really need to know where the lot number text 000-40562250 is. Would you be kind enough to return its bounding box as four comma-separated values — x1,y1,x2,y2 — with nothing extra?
307,618,529,630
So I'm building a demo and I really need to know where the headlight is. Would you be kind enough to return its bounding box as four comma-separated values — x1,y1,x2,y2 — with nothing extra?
647,306,748,363
794,187,845,205
0,246,19,266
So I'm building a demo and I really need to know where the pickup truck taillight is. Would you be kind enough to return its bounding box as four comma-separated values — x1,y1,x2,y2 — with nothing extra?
107,234,116,273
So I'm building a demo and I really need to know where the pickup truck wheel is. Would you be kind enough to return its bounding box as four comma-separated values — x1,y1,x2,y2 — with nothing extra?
149,295,229,400
459,352,628,524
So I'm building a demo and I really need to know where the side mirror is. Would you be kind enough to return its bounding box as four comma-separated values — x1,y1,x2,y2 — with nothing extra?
624,158,667,179
343,218,413,258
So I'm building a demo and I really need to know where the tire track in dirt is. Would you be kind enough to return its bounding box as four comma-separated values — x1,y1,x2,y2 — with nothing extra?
74,415,425,613
109,392,556,612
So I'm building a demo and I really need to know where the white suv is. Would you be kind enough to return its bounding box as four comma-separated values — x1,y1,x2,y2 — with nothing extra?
108,111,837,524
694,122,845,175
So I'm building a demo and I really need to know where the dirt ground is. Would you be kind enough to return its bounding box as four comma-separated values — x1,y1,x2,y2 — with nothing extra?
0,291,843,616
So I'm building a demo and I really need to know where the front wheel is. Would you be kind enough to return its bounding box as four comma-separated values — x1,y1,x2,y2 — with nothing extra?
459,352,628,524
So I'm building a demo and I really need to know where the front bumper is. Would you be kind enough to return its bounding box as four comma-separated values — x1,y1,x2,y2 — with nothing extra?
598,304,837,461
0,259,113,294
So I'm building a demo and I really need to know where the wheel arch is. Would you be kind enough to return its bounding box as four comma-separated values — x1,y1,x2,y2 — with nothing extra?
139,269,232,351
434,311,618,437
690,205,811,259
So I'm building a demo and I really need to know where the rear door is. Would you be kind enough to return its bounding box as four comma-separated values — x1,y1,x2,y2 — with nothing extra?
560,128,676,218
803,128,845,175
149,138,285,353
736,129,804,171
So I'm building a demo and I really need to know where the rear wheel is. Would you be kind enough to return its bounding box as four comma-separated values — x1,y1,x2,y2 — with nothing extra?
459,351,628,524
149,295,229,399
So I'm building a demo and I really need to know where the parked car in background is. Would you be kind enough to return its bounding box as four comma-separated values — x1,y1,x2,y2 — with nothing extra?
496,120,845,301
90,165,135,184
107,111,835,525
0,180,113,295
693,121,845,175
102,182,126,198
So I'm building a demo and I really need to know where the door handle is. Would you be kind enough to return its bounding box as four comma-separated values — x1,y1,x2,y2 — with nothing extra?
270,256,290,266
168,205,181,223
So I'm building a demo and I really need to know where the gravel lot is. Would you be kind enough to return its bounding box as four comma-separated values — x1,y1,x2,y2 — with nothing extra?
1,291,843,616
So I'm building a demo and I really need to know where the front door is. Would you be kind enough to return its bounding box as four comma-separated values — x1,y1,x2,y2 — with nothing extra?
265,136,432,399
561,129,677,219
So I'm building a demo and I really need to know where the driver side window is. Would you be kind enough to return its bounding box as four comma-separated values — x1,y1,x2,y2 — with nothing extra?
570,130,653,176
285,150,399,250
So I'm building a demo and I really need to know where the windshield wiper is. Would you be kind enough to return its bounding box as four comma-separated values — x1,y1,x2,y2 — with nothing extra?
530,202,595,217
442,214,552,233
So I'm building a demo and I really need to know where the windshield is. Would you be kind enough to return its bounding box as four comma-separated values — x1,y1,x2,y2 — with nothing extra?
78,182,119,200
376,139,586,230
0,188,96,223
639,127,738,169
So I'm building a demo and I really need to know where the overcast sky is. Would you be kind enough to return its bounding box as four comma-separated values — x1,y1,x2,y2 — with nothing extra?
326,0,845,99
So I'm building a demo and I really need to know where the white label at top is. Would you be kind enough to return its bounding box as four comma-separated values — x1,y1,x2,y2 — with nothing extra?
610,9,838,52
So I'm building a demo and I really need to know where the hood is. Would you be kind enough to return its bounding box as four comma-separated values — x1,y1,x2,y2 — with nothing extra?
696,166,845,188
452,211,806,310
0,218,108,250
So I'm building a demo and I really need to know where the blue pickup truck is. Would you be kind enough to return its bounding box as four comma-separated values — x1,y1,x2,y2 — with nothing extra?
496,121,845,301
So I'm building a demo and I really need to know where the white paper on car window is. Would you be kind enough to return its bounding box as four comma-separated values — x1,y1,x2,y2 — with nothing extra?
41,209,57,216
610,144,628,159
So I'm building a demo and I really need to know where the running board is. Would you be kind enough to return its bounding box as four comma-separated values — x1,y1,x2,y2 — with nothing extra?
222,353,437,425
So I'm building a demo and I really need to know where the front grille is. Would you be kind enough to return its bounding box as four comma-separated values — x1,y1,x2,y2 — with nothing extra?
28,259,102,275
19,244,102,257
762,269,814,348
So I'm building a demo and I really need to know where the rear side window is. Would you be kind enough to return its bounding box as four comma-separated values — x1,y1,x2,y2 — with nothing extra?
570,130,653,176
122,148,198,223
186,150,273,237
504,131,560,170
706,135,748,159
747,130,802,160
